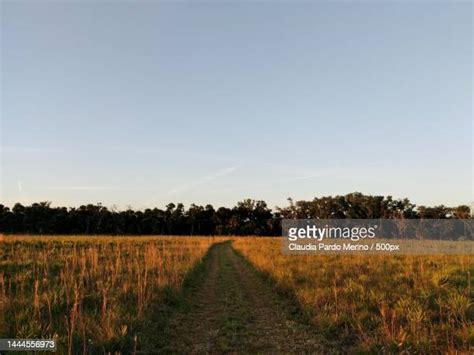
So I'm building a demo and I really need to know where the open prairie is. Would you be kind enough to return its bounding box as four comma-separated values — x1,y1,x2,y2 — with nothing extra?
3,1,472,353
234,238,474,353
1,235,473,354
0,236,224,353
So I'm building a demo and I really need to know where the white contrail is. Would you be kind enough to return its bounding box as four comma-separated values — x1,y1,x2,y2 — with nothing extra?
169,167,237,194
46,186,115,191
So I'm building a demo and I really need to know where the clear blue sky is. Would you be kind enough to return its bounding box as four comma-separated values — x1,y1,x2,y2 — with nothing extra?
1,1,472,210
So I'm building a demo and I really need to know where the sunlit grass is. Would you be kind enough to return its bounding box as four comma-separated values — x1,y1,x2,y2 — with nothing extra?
0,235,226,353
233,237,473,353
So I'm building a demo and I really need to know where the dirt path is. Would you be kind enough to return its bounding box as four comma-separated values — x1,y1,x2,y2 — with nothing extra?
151,242,334,354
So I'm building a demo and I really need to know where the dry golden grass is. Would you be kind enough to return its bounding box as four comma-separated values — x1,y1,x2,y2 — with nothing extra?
0,235,227,353
233,237,474,353
2,235,472,353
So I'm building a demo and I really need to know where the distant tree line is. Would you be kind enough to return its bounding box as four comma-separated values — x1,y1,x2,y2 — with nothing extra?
0,192,471,235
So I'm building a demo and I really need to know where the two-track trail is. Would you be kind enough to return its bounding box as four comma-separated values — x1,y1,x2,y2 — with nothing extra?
147,242,335,354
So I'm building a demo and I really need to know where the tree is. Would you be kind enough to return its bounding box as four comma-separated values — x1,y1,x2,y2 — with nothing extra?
1,193,470,236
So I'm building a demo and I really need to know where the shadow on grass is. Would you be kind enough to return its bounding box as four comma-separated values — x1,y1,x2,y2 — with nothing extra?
230,242,345,352
139,241,231,352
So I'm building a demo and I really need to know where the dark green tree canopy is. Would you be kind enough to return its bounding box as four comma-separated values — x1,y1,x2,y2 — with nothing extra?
0,192,470,235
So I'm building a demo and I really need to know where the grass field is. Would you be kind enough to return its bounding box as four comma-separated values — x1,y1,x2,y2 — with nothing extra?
234,237,474,353
0,235,224,353
1,235,473,354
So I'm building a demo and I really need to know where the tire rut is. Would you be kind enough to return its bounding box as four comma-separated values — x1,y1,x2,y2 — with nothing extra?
154,242,335,354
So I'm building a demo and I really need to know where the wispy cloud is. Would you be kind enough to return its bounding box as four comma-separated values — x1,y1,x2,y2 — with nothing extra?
1,145,59,153
168,167,237,194
45,186,163,192
273,167,342,183
17,181,23,192
274,166,375,183
101,145,231,162
45,186,117,191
